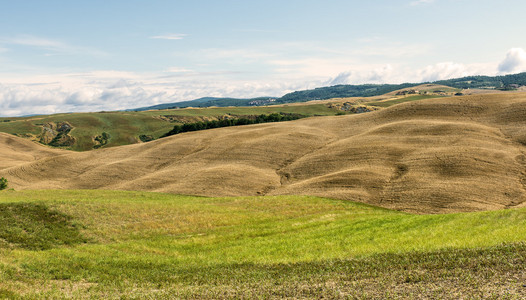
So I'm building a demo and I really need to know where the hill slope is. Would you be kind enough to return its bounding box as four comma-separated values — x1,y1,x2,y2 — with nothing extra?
2,93,526,213
0,104,340,151
0,132,67,170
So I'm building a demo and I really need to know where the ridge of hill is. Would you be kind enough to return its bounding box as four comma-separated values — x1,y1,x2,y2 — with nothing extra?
128,96,278,111
129,72,526,111
2,92,526,213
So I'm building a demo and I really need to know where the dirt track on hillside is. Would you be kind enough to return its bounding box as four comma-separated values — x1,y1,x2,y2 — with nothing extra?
3,93,526,214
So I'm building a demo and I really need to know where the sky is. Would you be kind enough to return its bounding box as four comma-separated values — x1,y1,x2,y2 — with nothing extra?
1,0,526,116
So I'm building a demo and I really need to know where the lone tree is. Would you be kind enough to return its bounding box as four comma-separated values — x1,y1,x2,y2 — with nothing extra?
0,177,7,190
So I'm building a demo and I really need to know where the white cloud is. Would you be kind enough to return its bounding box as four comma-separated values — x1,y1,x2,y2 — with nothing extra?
410,0,435,6
498,48,526,74
149,34,187,40
5,35,66,49
165,67,193,73
418,62,473,82
0,35,106,56
328,61,497,85
0,71,322,117
328,65,396,85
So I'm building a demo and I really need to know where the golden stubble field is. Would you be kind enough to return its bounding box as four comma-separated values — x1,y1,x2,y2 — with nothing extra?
2,92,526,214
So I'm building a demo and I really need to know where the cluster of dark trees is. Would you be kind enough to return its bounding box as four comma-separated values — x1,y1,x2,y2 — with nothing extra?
139,134,154,142
93,132,111,149
162,113,305,137
0,177,7,190
434,72,526,89
277,83,419,103
48,124,73,147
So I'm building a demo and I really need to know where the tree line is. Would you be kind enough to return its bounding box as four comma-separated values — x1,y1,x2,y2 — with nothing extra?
161,113,305,138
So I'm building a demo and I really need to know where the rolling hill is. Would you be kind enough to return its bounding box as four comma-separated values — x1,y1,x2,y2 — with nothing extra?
0,104,341,151
0,82,502,152
2,92,526,213
0,132,66,170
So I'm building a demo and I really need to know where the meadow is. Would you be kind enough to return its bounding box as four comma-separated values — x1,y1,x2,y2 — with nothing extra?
0,190,524,298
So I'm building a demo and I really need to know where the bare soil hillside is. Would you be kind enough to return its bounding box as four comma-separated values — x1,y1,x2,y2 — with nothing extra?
2,93,526,213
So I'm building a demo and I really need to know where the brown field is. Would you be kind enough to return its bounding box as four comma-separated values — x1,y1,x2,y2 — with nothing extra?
0,132,67,170
2,93,526,214
384,83,460,95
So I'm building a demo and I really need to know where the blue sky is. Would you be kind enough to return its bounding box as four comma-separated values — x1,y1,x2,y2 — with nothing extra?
1,0,526,116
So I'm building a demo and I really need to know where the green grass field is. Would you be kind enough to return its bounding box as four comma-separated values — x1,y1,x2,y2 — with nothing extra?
0,104,339,151
0,190,525,298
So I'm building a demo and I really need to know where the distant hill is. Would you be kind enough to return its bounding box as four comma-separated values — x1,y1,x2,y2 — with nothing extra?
276,83,419,103
129,97,277,111
278,72,526,103
434,72,526,89
130,72,526,111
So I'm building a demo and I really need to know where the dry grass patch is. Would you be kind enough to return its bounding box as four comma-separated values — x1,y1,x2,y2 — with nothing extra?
2,93,526,214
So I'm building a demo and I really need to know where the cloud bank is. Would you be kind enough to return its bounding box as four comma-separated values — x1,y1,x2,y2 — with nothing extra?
328,61,496,86
498,48,526,74
0,48,524,117
0,72,316,117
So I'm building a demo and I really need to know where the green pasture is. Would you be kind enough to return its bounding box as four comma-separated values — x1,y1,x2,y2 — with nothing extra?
0,190,524,298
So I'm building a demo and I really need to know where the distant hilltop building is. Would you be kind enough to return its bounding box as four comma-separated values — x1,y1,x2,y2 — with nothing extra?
248,98,276,106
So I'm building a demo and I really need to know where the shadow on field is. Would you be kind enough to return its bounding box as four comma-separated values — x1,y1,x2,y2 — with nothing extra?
0,202,87,250
172,243,526,299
